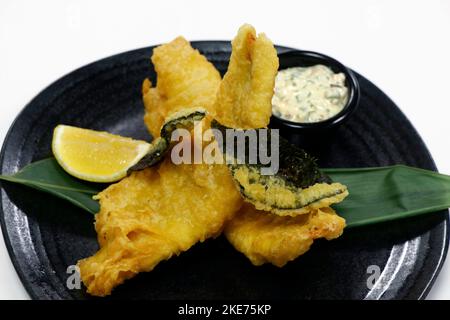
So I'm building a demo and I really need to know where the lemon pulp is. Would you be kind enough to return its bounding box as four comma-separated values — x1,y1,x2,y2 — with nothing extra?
52,125,151,182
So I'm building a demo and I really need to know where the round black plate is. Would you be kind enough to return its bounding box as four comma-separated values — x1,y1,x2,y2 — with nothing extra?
0,42,448,300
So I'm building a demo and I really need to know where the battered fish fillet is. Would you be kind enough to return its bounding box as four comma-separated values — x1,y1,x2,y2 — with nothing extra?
78,160,242,296
78,37,239,296
225,204,345,267
143,36,221,137
217,26,347,266
214,24,279,128
77,24,345,296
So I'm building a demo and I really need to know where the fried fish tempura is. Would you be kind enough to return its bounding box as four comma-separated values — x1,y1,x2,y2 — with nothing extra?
78,160,242,296
78,36,239,296
143,36,221,137
216,26,346,267
78,24,345,296
225,204,345,267
214,24,279,128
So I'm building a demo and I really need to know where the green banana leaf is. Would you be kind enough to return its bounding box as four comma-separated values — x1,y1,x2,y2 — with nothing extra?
1,158,449,228
323,166,450,227
0,158,100,214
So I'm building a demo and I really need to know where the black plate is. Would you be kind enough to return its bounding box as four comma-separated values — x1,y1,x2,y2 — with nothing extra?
0,42,448,300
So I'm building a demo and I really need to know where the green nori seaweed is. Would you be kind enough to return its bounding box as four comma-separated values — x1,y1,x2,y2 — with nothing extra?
160,110,207,141
211,119,330,188
210,119,347,213
128,108,207,173
128,138,168,172
277,136,332,187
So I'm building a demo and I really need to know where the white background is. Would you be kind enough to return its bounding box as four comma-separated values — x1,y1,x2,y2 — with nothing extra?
0,0,449,299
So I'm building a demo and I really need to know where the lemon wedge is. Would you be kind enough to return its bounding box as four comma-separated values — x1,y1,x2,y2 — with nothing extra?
52,125,151,182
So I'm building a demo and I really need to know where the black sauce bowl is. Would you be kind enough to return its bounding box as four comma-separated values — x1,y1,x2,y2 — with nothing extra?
270,50,360,132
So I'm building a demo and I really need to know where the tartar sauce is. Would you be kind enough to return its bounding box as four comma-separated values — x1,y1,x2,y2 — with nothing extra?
272,65,348,123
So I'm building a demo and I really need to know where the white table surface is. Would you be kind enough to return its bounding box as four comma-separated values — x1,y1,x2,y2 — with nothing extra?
0,0,449,300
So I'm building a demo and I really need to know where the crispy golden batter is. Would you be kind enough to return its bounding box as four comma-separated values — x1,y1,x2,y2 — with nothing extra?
77,24,346,296
231,165,348,216
214,24,279,128
214,26,346,266
78,36,240,297
225,204,345,267
143,36,221,137
78,160,242,296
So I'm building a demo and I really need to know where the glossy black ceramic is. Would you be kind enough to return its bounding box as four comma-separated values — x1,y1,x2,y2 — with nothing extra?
0,42,448,300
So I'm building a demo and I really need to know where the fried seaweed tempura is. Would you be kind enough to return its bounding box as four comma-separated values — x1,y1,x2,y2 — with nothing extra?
77,24,347,296
143,36,221,137
225,204,345,267
214,26,346,267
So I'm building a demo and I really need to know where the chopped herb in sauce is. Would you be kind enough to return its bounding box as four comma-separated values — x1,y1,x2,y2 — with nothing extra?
272,65,348,123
